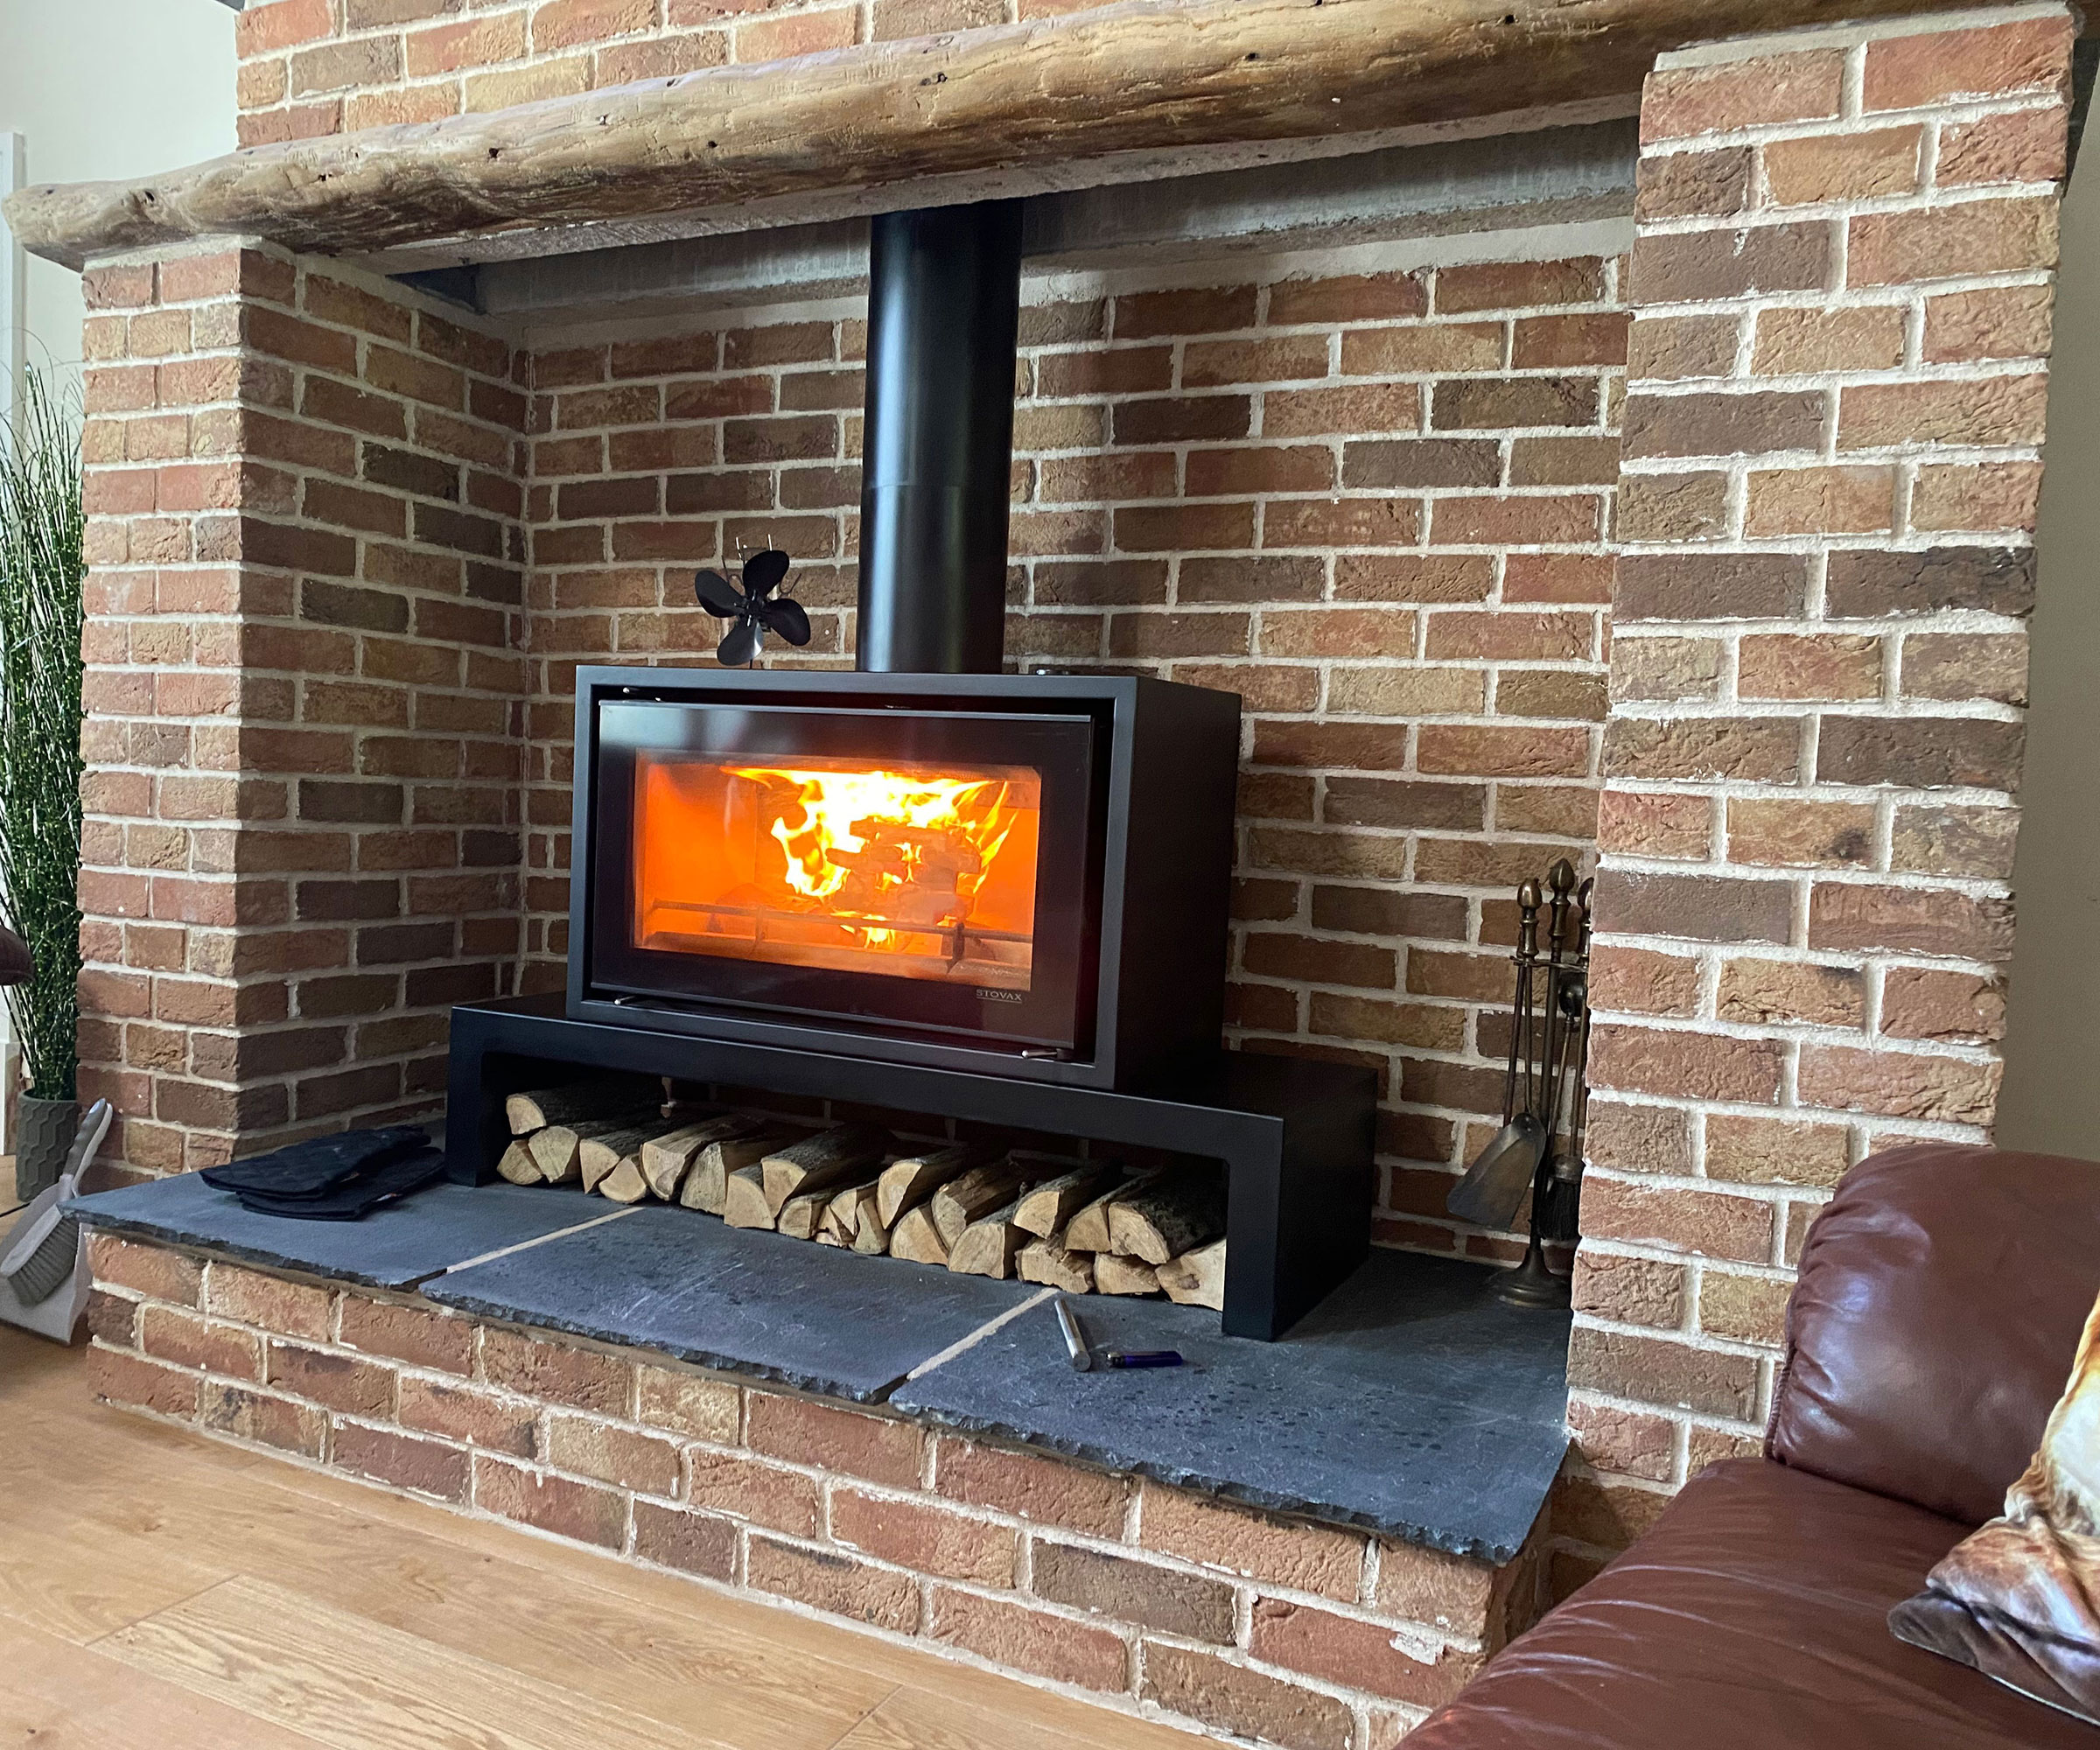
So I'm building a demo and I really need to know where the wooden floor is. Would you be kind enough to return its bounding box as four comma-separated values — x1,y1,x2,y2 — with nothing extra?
0,1324,1199,1750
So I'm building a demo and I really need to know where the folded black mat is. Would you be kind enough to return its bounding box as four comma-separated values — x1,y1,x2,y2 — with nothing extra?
233,1149,448,1221
200,1125,430,1199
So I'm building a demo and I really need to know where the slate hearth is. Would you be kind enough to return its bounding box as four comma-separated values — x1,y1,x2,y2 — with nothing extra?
68,1174,1568,1563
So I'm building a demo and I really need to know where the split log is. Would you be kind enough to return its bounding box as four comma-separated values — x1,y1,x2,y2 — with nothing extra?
1095,1254,1162,1296
1017,1237,1094,1294
1107,1171,1227,1266
874,1140,1000,1229
680,1131,789,1215
641,1113,763,1200
578,1120,686,1194
598,1156,652,1204
932,1158,1033,1248
816,1187,860,1246
723,1163,777,1230
889,1203,950,1266
850,1194,892,1256
505,1075,661,1136
1157,1238,1227,1311
2,0,1964,274
496,1141,542,1186
780,1158,886,1240
1061,1170,1163,1253
760,1124,896,1215
948,1200,1028,1279
1012,1161,1122,1239
528,1107,659,1186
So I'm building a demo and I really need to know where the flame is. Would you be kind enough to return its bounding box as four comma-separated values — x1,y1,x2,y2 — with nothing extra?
628,752,1040,987
729,765,1018,929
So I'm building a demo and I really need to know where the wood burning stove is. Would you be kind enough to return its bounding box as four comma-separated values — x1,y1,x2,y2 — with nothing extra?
568,667,1240,1089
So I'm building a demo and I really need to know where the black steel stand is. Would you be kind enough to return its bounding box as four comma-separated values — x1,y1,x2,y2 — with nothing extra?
445,994,1376,1342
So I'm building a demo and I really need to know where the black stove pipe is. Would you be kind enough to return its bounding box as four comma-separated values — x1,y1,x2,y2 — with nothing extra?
855,201,1024,675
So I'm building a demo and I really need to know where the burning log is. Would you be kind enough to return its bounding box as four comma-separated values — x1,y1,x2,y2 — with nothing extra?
723,1163,776,1230
1094,1254,1162,1296
1061,1170,1163,1253
1017,1237,1094,1293
641,1114,763,1200
889,1203,950,1266
496,1141,542,1186
679,1131,786,1215
875,1141,1000,1228
932,1158,1033,1247
1157,1238,1227,1311
948,1200,1028,1278
760,1124,896,1214
505,1076,662,1135
1107,1170,1226,1265
1012,1162,1122,1239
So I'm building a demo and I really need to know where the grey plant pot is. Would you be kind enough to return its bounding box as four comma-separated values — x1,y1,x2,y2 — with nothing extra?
15,1097,79,1202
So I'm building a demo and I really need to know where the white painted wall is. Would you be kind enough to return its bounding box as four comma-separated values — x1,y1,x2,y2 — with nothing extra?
0,0,236,388
1998,143,2100,1159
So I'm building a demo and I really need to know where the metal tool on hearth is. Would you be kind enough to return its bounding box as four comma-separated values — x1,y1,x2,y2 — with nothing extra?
1446,878,1547,1227
1495,861,1592,1307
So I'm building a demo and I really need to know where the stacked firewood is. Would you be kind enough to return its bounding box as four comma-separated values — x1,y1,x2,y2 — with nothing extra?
497,1077,1227,1310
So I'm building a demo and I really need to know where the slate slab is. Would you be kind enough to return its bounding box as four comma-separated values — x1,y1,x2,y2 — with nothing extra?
66,1174,611,1292
425,1202,1043,1403
893,1250,1571,1563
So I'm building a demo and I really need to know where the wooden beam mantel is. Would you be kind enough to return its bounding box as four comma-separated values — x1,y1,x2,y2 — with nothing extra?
4,0,2016,270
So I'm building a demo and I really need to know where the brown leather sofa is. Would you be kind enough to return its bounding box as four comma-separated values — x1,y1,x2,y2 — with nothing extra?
1412,1144,2100,1749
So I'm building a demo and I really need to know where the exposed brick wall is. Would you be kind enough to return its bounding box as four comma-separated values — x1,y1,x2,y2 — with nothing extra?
1568,2,2071,1566
87,1231,1544,1747
232,0,1089,146
518,244,1626,1262
76,248,528,1174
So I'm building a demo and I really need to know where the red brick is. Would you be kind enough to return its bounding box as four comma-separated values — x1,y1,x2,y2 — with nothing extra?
1581,1178,1775,1264
198,1382,327,1456
398,1376,538,1457
1137,1483,1362,1601
90,1346,200,1418
830,1489,1016,1586
1250,1597,1480,1708
928,1588,1129,1691
1588,1024,1784,1104
206,1264,333,1340
139,1306,263,1380
480,1326,630,1413
933,1437,1130,1537
1861,16,2074,112
1642,50,1844,142
475,1458,627,1549
746,1536,921,1633
545,1414,681,1495
267,1341,396,1417
1141,1643,1354,1750
1798,1043,1999,1126
338,1294,473,1374
88,1235,203,1306
335,1424,472,1501
746,1391,922,1488
633,1501,737,1580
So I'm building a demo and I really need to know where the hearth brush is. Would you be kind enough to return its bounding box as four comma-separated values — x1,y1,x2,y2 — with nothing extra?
1446,879,1547,1228
0,1099,112,1305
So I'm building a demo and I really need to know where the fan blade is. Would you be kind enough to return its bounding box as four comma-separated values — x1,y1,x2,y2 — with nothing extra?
742,549,790,599
716,619,761,668
760,598,812,647
695,570,745,617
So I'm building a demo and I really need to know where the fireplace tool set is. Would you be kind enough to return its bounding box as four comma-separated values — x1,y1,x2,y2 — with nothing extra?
1447,858,1592,1307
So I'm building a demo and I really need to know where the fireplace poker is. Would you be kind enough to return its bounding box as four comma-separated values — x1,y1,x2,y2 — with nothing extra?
1054,1297,1185,1371
1055,1296,1094,1370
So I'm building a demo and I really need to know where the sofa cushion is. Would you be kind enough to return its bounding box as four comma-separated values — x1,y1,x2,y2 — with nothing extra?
1406,1459,2096,1750
1769,1143,2100,1526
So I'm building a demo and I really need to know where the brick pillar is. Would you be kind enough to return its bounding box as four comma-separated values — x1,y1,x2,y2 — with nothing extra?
1570,2,2073,1552
78,246,528,1175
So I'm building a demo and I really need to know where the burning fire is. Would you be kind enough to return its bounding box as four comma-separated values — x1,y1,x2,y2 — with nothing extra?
727,765,1023,936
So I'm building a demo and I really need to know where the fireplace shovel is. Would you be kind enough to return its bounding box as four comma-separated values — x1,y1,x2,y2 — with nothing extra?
1446,878,1546,1229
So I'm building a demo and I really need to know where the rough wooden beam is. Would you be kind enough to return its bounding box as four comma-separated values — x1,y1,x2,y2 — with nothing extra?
2,0,1999,270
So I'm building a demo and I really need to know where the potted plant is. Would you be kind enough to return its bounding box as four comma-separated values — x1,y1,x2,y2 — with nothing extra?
0,370,85,1199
